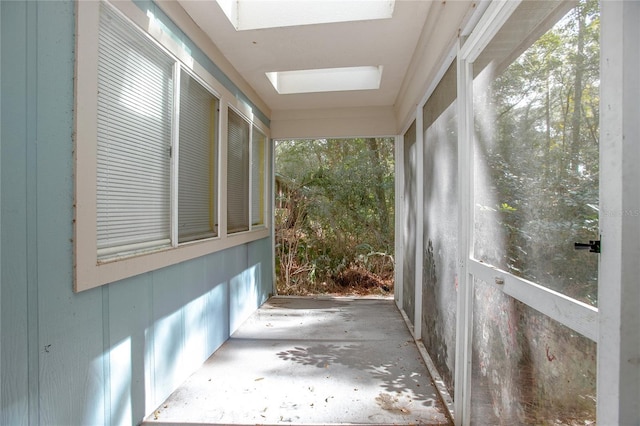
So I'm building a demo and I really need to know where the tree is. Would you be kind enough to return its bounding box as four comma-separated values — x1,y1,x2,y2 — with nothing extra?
275,138,395,295
474,0,600,306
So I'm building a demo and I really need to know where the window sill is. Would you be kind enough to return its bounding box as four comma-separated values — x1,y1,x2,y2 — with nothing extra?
75,228,269,292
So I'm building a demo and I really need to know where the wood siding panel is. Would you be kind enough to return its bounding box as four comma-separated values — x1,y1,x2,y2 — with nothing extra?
248,236,274,302
108,273,154,425
35,2,107,424
151,264,189,404
205,253,231,354
1,1,32,424
0,1,273,424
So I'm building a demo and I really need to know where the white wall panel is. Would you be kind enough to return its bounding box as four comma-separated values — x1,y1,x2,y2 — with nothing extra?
270,106,396,139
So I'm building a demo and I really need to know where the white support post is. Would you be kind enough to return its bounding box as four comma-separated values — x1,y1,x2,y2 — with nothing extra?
271,138,277,295
454,37,474,426
394,134,404,309
414,108,424,339
248,126,254,230
598,1,640,423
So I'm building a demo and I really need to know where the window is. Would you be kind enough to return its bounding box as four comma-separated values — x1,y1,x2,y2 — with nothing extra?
96,4,220,260
178,71,219,243
226,111,268,233
227,109,250,233
251,127,266,227
218,0,395,31
75,1,270,291
96,6,174,258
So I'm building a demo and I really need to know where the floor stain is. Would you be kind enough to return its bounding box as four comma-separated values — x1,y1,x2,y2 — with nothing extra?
376,392,412,415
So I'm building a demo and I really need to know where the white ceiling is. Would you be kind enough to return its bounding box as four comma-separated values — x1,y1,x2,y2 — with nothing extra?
177,0,476,134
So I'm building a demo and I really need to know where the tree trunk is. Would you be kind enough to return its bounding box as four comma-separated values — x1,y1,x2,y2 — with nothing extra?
366,138,390,238
570,5,586,174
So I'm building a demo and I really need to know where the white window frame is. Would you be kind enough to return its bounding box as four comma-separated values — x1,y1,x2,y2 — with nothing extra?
251,126,268,228
225,106,269,235
74,0,269,292
176,67,220,244
226,106,252,234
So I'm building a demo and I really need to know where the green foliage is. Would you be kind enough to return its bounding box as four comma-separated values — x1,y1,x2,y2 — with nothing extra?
499,203,517,213
275,138,395,294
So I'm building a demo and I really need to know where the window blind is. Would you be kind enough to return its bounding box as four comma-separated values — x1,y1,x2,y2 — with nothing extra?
226,109,250,233
251,127,266,226
178,71,218,242
96,4,173,257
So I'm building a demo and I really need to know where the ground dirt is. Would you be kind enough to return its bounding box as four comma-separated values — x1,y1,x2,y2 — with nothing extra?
333,267,393,295
277,265,394,297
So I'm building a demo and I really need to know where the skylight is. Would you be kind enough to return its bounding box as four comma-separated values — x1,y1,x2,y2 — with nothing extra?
217,0,395,31
266,66,383,95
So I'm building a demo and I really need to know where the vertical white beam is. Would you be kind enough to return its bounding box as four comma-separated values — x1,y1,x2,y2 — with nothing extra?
454,38,474,426
414,108,424,339
394,134,404,309
248,126,253,229
598,1,640,423
271,138,277,295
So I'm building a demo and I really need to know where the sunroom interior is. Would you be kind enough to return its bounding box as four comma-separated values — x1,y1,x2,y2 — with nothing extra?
1,0,639,425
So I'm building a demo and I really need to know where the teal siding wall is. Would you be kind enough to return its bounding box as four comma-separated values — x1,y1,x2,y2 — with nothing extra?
0,1,273,425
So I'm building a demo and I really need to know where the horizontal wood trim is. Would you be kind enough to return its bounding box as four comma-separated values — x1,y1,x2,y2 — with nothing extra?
468,260,598,342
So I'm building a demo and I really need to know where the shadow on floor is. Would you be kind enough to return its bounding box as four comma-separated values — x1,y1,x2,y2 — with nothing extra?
144,296,451,425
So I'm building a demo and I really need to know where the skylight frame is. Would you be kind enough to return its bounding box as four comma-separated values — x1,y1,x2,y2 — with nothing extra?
266,66,384,95
217,0,396,31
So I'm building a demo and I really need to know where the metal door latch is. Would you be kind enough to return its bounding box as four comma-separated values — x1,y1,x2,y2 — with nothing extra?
574,240,601,254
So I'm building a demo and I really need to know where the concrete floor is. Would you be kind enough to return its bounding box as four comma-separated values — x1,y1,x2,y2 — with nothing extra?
143,296,451,426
